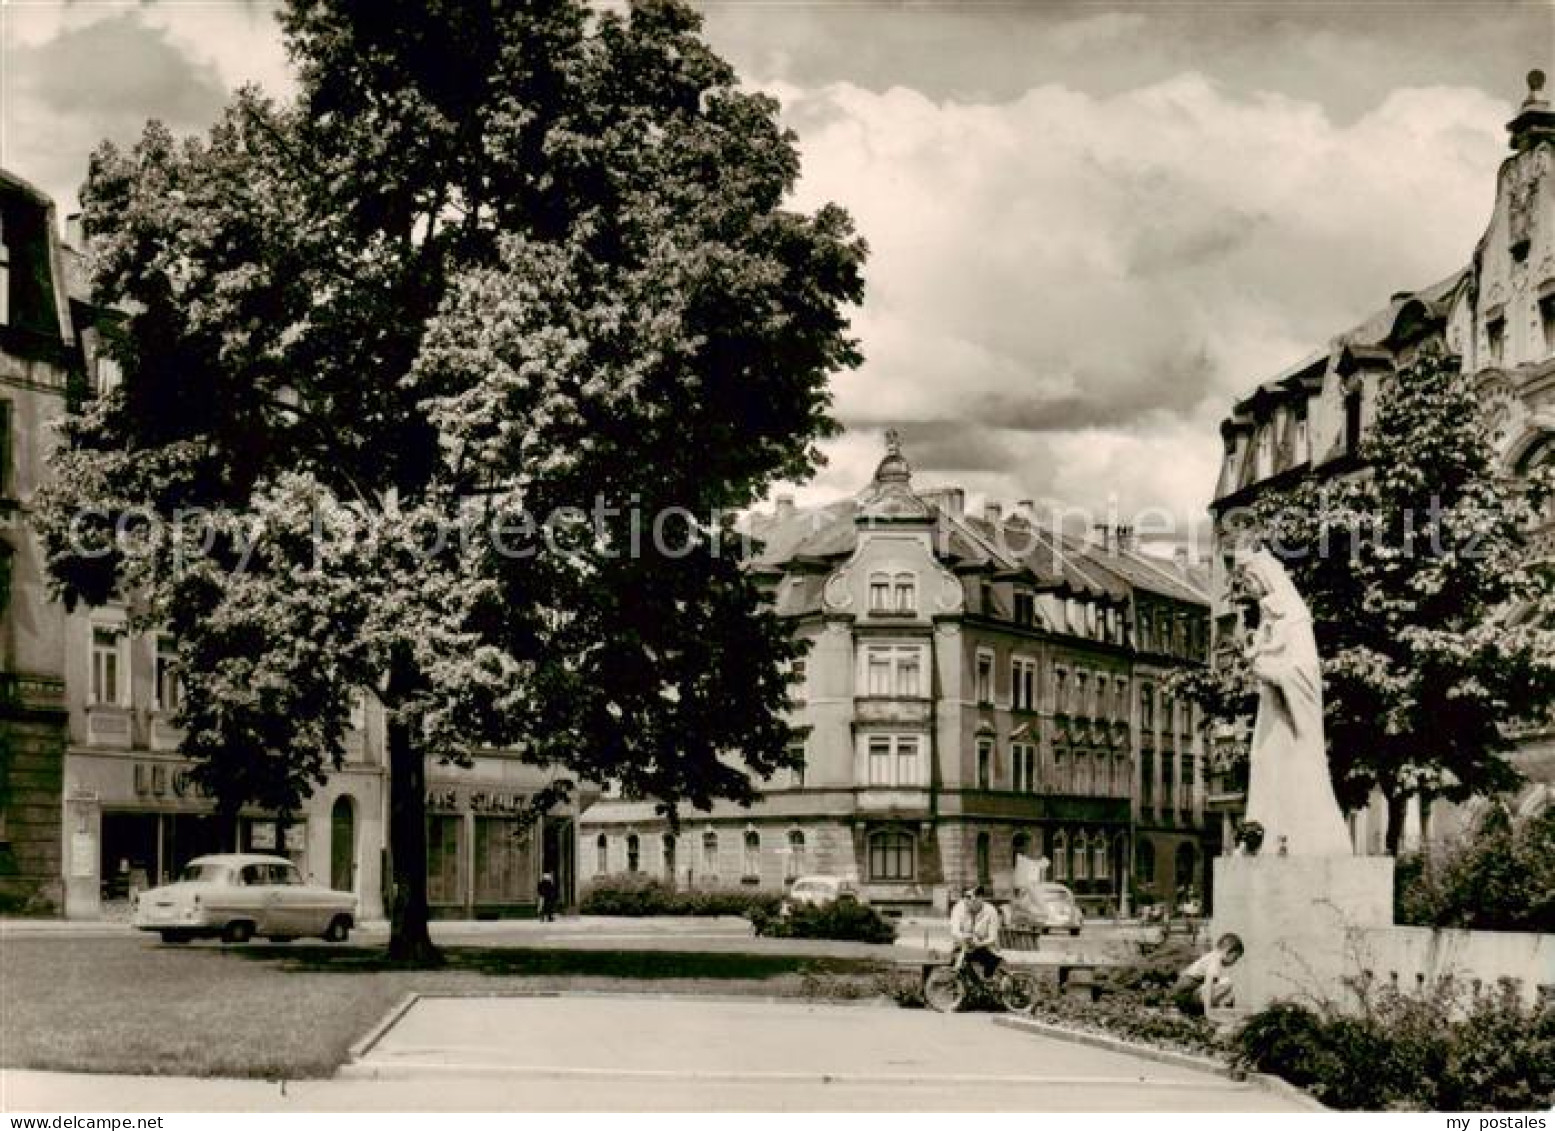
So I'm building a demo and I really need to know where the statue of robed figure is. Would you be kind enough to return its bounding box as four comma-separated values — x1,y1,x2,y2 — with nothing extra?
1237,550,1352,856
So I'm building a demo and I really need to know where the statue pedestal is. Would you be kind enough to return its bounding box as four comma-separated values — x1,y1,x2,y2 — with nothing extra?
1211,854,1394,1013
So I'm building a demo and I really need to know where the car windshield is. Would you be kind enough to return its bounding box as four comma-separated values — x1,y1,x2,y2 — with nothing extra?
178,861,230,884
1033,886,1073,902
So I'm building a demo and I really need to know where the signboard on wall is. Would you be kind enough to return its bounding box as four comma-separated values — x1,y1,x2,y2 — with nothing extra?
249,821,277,850
70,832,96,878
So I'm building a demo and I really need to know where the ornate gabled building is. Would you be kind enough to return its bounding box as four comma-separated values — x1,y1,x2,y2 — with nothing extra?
1208,71,1555,851
579,433,1213,914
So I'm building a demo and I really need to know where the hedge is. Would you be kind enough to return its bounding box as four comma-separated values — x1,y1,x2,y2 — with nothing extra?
579,873,782,917
749,900,898,943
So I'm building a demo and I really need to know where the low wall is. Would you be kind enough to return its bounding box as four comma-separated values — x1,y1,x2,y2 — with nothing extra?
1349,923,1555,1008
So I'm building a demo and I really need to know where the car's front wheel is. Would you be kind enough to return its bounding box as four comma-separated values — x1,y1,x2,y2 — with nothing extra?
221,920,255,944
323,915,351,943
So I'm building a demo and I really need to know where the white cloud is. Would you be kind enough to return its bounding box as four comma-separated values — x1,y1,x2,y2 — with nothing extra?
770,74,1510,522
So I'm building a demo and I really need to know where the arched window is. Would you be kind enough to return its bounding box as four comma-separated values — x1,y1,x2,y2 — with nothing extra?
1072,831,1089,880
1136,838,1156,887
869,572,891,611
868,829,915,881
1011,831,1030,867
975,831,991,885
893,572,917,612
1052,831,1068,881
743,830,761,878
595,833,608,875
1092,832,1109,880
786,829,806,878
701,831,718,874
626,834,640,874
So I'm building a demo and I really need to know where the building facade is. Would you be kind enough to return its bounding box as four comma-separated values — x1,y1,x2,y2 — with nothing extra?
0,168,580,920
1207,71,1555,850
580,436,1213,914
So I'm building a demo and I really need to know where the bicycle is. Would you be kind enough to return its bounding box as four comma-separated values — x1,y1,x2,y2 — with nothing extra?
921,947,1041,1014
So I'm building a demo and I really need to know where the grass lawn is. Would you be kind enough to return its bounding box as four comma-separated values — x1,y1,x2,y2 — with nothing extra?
0,936,898,1079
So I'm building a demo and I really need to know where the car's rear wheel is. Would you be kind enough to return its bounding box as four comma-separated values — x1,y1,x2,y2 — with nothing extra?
1070,927,1081,937
922,967,969,1013
323,915,351,943
158,930,191,944
221,920,254,944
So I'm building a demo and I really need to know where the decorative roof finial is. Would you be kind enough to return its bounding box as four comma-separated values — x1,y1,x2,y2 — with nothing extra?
885,428,901,456
872,427,912,486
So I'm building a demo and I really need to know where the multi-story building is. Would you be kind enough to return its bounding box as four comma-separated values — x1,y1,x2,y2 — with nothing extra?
580,434,1213,914
0,168,582,920
1207,71,1555,851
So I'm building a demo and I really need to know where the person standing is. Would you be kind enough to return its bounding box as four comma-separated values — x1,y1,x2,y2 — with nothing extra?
537,872,558,922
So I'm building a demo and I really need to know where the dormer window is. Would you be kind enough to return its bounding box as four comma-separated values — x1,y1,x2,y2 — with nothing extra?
869,573,890,611
1013,589,1035,626
893,572,916,612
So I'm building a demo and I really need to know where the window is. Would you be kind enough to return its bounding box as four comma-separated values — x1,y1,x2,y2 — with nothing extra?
1488,315,1506,365
1052,832,1068,880
1135,840,1156,886
868,830,915,881
1073,831,1089,880
1093,834,1109,880
1013,589,1035,626
0,215,9,325
0,400,11,497
976,832,991,885
1344,385,1364,456
625,834,641,873
864,645,925,698
1073,749,1090,794
1114,751,1129,796
1140,683,1155,730
893,572,916,612
865,734,922,786
1075,671,1090,717
869,574,891,611
1053,745,1068,792
428,816,464,903
595,834,608,875
1115,677,1129,722
976,738,993,789
1053,667,1067,714
789,658,807,704
1012,657,1037,711
701,831,718,873
153,634,182,712
787,739,807,788
662,833,677,879
742,831,760,878
91,625,126,706
1181,755,1195,809
785,829,806,878
1012,741,1037,793
1541,292,1555,353
1163,755,1176,810
975,650,994,704
1141,751,1155,807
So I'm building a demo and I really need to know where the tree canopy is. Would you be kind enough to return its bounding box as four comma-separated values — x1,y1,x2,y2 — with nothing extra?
1183,350,1555,853
37,0,866,958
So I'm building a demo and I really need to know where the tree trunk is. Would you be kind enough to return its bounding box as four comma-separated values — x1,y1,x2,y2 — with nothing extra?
386,707,441,966
1383,789,1408,857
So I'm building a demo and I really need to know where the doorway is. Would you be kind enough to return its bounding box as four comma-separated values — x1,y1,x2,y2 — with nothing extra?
330,796,356,893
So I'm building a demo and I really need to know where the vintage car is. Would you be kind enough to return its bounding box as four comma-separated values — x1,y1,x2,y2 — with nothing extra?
1001,882,1085,936
782,874,865,912
132,853,357,944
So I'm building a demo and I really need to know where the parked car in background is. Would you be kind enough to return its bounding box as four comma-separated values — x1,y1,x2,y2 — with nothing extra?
132,853,356,945
1002,882,1085,936
782,874,864,912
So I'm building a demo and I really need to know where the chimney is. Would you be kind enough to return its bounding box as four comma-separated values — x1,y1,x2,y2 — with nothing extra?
64,212,84,250
1089,523,1111,550
983,501,1002,524
774,494,796,521
1174,546,1190,574
1115,525,1136,553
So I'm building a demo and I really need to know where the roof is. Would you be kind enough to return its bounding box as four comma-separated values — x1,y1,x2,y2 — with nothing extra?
1077,545,1210,607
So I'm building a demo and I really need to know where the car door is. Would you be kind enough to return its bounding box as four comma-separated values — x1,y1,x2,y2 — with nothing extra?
272,862,329,935
230,863,275,930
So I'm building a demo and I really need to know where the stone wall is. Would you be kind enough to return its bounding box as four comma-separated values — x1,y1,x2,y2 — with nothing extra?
0,708,66,913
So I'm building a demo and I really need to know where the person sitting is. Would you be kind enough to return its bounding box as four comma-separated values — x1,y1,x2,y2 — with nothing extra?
1173,932,1244,1015
948,885,1002,978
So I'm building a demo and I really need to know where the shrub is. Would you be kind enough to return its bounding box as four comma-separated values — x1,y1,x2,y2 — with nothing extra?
1232,982,1555,1111
579,873,782,918
1396,806,1555,933
749,900,897,943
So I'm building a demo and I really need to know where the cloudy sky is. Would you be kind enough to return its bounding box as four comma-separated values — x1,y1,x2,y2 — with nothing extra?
2,1,1548,542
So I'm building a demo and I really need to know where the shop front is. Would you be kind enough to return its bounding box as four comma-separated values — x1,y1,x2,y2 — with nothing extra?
62,750,386,921
424,770,576,919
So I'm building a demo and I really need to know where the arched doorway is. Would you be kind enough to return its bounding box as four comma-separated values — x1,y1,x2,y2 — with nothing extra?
330,796,356,893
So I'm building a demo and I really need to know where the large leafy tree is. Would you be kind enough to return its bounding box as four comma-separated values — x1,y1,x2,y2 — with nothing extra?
1188,350,1555,854
38,0,865,961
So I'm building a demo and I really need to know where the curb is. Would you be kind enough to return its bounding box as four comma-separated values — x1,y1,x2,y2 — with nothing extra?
346,992,421,1062
992,1016,1329,1112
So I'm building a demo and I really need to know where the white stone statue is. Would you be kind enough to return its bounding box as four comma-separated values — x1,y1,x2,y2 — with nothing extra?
1237,550,1352,856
